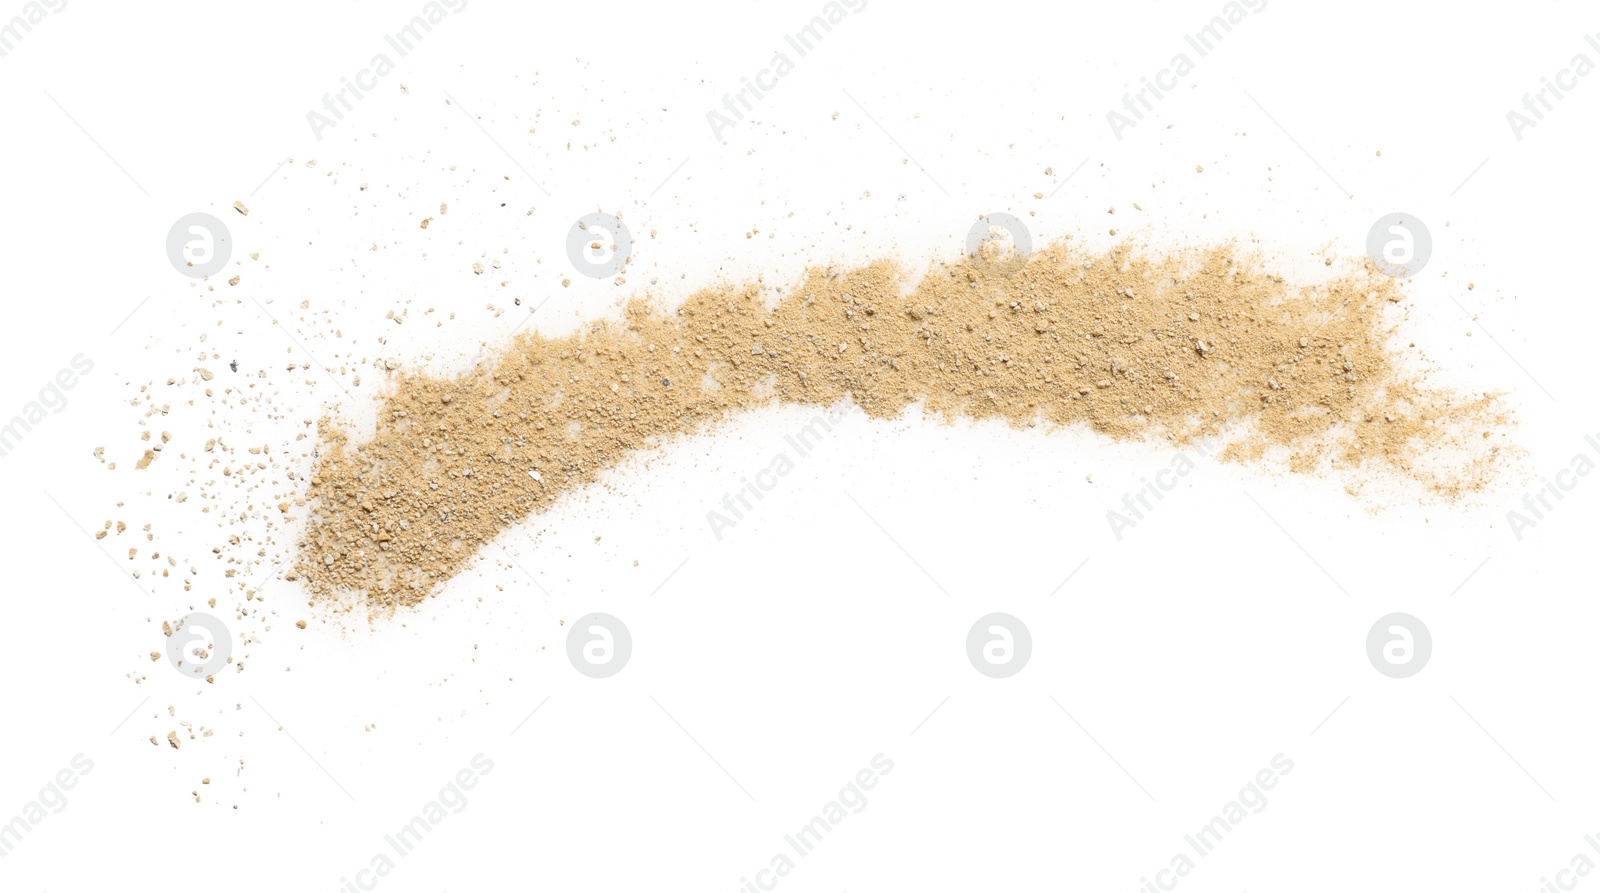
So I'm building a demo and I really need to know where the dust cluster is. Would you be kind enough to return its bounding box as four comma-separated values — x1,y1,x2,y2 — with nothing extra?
296,240,1507,609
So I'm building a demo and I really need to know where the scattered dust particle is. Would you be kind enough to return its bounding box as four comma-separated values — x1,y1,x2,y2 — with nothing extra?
233,200,249,216
420,218,431,229
296,620,307,629
228,275,240,286
167,731,180,749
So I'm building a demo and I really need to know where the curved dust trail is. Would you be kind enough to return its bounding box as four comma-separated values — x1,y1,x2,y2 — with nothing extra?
295,240,1508,609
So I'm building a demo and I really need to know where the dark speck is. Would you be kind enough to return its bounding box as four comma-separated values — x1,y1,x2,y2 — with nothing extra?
229,360,238,372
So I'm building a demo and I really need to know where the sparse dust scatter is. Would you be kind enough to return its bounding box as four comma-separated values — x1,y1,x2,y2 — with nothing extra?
98,164,1510,813
296,240,1509,610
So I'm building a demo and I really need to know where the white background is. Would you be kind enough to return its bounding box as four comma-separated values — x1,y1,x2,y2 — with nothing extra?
2,1,1597,891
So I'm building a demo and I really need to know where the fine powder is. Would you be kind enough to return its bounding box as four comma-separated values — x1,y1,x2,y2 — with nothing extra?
295,240,1508,610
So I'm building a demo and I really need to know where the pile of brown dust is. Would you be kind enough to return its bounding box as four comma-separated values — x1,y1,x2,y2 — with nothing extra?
295,240,1508,609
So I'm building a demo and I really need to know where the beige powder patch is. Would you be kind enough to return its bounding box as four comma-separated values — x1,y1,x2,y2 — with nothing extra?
295,240,1509,610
